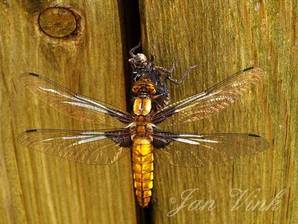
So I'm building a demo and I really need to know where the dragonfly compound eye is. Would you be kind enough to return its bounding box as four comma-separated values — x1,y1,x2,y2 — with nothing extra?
132,79,156,95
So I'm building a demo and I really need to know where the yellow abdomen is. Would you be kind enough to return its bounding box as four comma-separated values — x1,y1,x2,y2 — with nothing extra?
132,137,154,207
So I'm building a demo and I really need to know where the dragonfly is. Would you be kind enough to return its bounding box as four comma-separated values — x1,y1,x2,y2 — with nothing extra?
20,45,269,208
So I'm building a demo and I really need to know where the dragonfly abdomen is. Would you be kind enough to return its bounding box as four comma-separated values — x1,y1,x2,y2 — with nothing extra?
132,137,154,207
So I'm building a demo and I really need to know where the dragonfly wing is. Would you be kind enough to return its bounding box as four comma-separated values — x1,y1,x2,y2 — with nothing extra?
152,67,263,125
153,132,270,167
19,128,131,165
22,73,133,128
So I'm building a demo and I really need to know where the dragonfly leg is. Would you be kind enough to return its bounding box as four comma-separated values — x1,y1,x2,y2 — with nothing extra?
167,64,198,85
129,42,141,57
155,60,175,74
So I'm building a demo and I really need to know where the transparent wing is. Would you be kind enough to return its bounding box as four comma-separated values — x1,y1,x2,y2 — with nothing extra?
22,73,133,128
154,132,270,167
153,67,263,125
19,129,131,165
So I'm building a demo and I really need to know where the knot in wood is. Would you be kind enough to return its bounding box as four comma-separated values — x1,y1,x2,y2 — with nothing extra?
38,7,80,38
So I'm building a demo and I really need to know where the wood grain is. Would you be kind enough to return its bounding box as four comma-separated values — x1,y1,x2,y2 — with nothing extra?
139,0,297,223
1,1,297,224
0,1,136,224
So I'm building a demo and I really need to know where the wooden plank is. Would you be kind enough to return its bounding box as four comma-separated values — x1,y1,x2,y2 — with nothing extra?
139,0,297,223
0,1,136,224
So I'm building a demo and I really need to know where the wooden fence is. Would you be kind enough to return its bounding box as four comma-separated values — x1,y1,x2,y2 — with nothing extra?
0,1,297,223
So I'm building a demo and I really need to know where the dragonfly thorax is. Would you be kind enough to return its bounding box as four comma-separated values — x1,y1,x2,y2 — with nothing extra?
129,119,154,141
133,97,152,116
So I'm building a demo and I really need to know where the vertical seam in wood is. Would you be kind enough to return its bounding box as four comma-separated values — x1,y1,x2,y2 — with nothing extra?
117,0,141,112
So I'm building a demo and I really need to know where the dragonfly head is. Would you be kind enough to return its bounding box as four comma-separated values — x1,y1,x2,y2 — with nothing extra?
132,79,156,97
131,79,156,115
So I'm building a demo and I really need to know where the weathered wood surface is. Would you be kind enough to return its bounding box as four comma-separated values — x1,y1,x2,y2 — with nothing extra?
0,1,136,224
0,1,297,224
139,0,297,224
